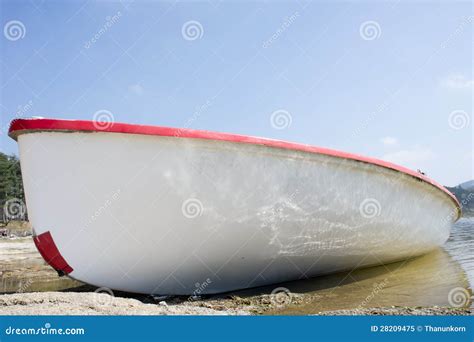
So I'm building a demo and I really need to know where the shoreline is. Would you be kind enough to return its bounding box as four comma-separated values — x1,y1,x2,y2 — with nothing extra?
0,291,471,315
1,221,473,316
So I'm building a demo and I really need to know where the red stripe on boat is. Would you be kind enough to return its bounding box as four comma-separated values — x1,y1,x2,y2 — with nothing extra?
33,231,73,274
8,118,461,215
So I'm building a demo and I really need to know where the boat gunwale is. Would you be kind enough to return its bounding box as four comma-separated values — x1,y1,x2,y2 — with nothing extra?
8,118,462,220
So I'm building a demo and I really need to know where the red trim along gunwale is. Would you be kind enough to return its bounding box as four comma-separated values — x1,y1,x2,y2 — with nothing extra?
9,118,461,219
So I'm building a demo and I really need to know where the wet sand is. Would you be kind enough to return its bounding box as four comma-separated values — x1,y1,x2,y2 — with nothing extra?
0,238,80,293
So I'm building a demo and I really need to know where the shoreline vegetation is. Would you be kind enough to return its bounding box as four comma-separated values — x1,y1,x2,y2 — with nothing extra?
0,221,472,316
0,153,26,224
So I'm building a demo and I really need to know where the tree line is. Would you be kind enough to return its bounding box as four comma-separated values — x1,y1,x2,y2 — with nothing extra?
0,152,26,224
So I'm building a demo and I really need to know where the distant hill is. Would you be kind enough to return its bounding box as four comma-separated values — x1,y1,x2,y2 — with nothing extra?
459,180,474,191
446,182,474,217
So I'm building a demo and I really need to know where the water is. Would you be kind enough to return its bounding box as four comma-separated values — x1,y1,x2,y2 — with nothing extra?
445,217,474,285
259,217,473,314
0,238,80,293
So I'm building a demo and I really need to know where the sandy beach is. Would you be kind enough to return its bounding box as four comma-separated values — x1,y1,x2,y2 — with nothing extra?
0,292,249,315
0,291,471,316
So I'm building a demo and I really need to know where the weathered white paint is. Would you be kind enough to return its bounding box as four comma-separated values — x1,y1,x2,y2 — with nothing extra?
17,131,458,294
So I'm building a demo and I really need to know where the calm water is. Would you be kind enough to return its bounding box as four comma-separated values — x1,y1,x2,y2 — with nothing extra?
0,238,80,293
234,217,474,314
445,217,474,285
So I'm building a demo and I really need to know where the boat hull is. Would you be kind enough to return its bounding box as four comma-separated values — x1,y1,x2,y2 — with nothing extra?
15,130,458,295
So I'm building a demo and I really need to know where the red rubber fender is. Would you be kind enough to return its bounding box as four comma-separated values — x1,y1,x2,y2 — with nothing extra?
33,231,73,274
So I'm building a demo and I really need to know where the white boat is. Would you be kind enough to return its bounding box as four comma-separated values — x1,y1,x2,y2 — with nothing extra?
9,118,461,295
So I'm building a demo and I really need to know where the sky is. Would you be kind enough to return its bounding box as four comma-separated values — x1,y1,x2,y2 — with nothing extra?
0,0,472,186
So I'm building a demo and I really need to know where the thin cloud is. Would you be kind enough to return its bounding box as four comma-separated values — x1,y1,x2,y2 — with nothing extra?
129,83,144,95
441,74,473,89
380,136,398,146
382,146,436,167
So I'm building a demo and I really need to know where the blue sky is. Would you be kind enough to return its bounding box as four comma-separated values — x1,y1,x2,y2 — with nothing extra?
0,0,472,186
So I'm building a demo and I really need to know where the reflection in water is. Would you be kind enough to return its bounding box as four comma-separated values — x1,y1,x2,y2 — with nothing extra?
228,218,473,314
445,218,474,286
0,239,80,293
263,248,470,314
